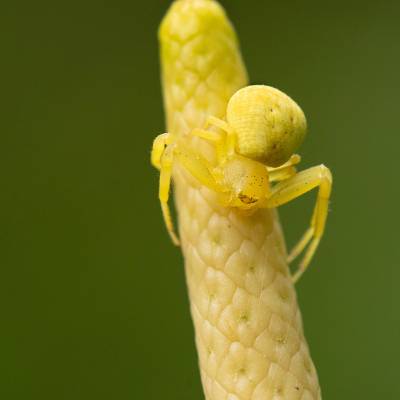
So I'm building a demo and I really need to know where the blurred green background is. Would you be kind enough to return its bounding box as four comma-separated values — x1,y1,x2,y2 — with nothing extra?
2,0,400,398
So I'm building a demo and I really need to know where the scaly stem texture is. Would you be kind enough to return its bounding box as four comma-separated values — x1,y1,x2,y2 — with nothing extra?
159,1,321,399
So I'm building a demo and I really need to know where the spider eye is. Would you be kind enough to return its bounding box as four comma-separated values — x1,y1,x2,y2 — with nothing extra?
238,193,258,204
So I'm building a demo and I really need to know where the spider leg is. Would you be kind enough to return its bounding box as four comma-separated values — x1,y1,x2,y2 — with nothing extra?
268,154,302,182
159,144,180,246
205,116,236,157
190,128,225,162
265,164,332,282
267,154,301,172
205,115,231,131
268,166,297,182
151,133,172,170
174,142,222,193
157,137,225,246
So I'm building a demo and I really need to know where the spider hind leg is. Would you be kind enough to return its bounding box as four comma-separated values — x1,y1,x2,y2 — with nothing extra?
265,164,332,282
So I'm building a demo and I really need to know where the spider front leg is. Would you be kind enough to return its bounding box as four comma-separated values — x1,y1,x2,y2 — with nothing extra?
190,128,226,162
267,154,301,182
151,132,171,169
205,116,236,157
173,142,223,193
158,143,180,246
265,164,332,282
156,138,224,246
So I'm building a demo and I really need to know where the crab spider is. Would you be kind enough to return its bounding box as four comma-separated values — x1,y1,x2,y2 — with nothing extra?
151,85,332,282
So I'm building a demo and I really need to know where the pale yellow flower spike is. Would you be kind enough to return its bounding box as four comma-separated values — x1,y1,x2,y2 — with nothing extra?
154,0,329,398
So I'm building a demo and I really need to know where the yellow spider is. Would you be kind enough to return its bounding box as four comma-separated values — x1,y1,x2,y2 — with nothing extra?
152,85,332,282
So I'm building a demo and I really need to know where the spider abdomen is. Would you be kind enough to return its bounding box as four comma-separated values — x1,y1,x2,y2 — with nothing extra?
227,85,307,167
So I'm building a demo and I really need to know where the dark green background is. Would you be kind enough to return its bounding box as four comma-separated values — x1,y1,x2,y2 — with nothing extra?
2,0,399,398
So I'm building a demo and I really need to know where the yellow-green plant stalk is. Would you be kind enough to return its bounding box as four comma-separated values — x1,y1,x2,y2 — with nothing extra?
158,0,322,398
